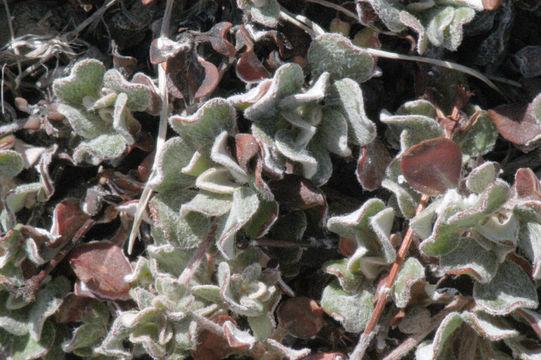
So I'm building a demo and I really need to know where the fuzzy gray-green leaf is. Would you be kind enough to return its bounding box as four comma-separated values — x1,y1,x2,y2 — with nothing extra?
0,150,24,178
53,59,105,106
392,257,425,308
73,132,127,165
28,276,70,341
519,222,541,280
440,237,499,283
317,109,351,157
103,69,151,112
320,280,373,333
474,261,538,315
307,33,376,83
216,187,260,259
454,109,498,156
150,137,195,192
56,104,108,140
326,78,376,146
169,98,236,149
244,63,304,121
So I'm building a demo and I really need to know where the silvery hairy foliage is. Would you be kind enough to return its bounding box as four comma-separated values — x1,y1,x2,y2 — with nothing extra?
1,0,540,359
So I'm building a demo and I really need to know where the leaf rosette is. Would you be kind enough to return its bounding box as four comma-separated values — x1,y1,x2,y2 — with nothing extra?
53,59,153,165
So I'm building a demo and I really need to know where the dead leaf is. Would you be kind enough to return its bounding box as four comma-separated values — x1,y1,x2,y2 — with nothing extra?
192,313,236,360
234,133,260,172
270,175,326,210
69,240,132,300
514,168,541,199
50,198,91,245
482,0,503,10
277,297,324,339
54,293,95,323
197,22,236,58
400,137,462,195
356,138,392,191
489,96,541,152
236,49,271,83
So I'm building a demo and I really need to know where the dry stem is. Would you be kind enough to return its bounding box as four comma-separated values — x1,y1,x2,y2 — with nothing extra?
128,0,177,254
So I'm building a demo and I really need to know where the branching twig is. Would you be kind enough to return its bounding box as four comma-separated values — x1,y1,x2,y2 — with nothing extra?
382,296,472,360
16,218,95,302
64,0,119,39
128,0,176,254
350,194,430,360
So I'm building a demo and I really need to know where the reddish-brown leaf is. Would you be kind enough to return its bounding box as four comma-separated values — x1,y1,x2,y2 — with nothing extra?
138,151,155,182
194,58,220,100
338,237,357,257
199,22,236,58
234,25,254,53
54,294,95,323
234,133,260,172
69,241,132,300
99,169,145,199
192,314,236,360
270,175,326,211
0,134,16,149
236,50,271,83
514,168,541,199
400,137,462,195
14,97,31,113
488,98,541,152
149,38,191,65
112,41,137,78
277,297,324,339
46,103,65,121
51,198,90,245
356,138,392,191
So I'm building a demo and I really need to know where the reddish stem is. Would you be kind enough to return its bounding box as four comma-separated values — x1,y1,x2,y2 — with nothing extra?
19,218,96,301
351,193,429,359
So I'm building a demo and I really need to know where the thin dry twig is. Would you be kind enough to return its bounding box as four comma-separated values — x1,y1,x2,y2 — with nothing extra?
128,0,176,254
64,0,119,39
350,194,430,360
2,0,22,83
280,6,512,99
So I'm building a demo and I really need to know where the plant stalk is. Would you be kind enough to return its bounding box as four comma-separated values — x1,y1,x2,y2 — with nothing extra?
350,194,429,360
127,0,177,254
